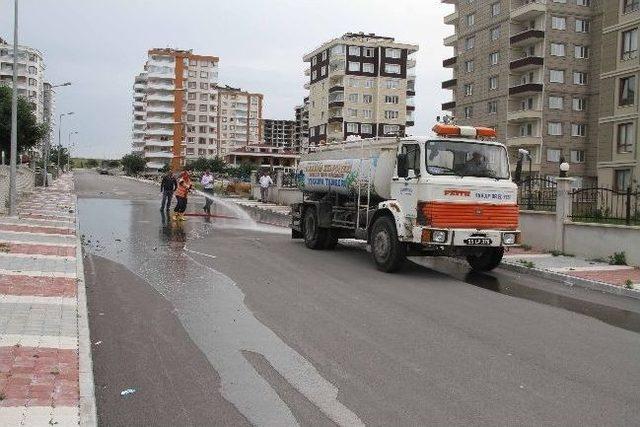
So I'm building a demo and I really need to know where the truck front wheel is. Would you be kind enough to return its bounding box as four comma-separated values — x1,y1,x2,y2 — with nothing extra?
303,207,327,250
466,247,504,272
370,216,406,272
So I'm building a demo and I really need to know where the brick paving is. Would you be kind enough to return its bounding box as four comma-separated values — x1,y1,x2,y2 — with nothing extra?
0,174,93,426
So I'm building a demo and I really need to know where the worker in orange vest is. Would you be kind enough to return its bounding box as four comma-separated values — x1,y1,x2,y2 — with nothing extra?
173,170,193,221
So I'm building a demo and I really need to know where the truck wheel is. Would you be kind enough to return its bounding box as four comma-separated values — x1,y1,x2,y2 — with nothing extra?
370,216,406,272
466,247,504,272
303,207,327,250
323,229,339,250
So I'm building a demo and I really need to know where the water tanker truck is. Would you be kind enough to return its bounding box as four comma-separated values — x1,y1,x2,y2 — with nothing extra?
291,124,523,272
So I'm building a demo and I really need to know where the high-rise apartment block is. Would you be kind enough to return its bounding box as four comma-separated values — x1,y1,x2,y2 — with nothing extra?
303,33,418,145
441,0,601,184
294,99,310,151
263,118,296,148
131,48,263,171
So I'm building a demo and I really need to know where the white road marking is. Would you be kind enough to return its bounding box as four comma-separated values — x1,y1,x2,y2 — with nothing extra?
0,294,76,306
0,333,78,349
183,247,217,259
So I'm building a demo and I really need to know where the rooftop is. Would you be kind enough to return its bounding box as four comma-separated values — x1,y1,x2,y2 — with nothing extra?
303,32,419,60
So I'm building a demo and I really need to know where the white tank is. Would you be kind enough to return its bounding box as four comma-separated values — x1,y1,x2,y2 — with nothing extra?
299,138,399,200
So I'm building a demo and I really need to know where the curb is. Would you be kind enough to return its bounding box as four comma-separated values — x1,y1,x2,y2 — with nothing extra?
74,195,98,425
500,260,640,300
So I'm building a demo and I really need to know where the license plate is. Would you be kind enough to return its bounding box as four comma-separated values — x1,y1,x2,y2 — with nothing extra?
464,237,492,246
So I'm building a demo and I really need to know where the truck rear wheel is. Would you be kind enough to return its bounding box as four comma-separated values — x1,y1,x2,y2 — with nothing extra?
323,229,339,250
466,247,504,272
303,207,327,250
370,216,406,273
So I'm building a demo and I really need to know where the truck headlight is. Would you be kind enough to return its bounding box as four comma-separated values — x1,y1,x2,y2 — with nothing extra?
502,233,516,245
432,230,447,243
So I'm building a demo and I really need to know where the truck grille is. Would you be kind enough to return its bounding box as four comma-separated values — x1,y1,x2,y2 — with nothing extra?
417,202,519,230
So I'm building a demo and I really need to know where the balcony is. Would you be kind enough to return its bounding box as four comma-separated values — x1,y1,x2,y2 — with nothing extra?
144,139,174,148
133,101,144,108
507,109,542,122
510,29,545,48
133,83,146,90
144,151,173,159
146,105,174,114
407,89,416,97
407,59,417,69
147,93,174,102
444,11,459,25
441,0,456,3
147,71,173,80
146,82,174,91
509,56,544,71
442,101,456,110
328,116,343,124
506,136,543,147
406,105,416,111
510,0,547,20
329,60,345,74
146,116,175,125
509,83,543,96
443,34,457,47
304,67,310,76
146,128,174,137
441,78,457,89
406,120,415,127
329,85,344,93
443,56,457,67
328,101,344,109
304,82,310,90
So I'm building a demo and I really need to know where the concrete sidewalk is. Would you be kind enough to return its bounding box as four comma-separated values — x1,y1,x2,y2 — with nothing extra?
0,174,96,426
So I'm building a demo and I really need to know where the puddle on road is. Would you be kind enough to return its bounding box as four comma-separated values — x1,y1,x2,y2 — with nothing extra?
77,198,362,426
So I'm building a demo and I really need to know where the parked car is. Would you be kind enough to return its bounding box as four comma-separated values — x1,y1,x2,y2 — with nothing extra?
97,168,110,175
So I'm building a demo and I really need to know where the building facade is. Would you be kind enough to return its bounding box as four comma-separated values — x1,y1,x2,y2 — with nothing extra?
226,144,300,170
263,118,296,148
597,0,640,190
442,0,601,184
131,48,263,171
303,33,418,145
294,99,310,151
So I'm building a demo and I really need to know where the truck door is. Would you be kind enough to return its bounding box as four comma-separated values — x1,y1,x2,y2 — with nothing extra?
391,141,421,218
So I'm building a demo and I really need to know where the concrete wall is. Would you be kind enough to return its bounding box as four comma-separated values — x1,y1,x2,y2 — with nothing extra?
0,165,35,214
564,223,640,266
519,211,556,249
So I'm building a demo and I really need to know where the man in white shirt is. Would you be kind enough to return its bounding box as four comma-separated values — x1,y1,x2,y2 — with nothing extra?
200,169,215,214
259,170,273,202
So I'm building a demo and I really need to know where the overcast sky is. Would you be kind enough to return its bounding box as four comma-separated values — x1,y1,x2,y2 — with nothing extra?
0,0,454,159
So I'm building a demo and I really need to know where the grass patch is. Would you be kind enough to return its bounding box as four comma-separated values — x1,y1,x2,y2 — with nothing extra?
624,279,634,290
0,243,10,253
518,259,536,269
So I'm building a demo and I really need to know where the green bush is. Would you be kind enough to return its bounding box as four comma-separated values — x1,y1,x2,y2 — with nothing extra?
609,252,627,266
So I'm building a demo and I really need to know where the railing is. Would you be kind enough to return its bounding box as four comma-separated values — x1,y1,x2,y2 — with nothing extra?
281,171,299,188
569,187,640,225
517,177,557,211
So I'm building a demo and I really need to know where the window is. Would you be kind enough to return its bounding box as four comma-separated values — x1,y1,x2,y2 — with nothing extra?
187,103,196,111
573,97,587,111
571,123,587,137
464,83,473,96
321,66,327,76
573,71,588,85
363,94,373,103
362,63,374,73
363,109,373,119
624,0,640,14
349,78,359,88
384,110,399,119
550,69,565,83
200,82,208,89
321,51,327,61
312,70,317,80
466,13,475,26
489,76,498,90
361,123,373,134
200,93,208,100
520,123,533,136
549,96,564,109
386,79,399,89
200,71,208,78
490,26,501,40
489,51,500,65
551,43,566,56
311,57,317,66
348,93,359,102
617,123,634,153
199,115,207,123
547,149,561,162
385,95,399,104
348,46,360,56
622,29,638,60
615,169,632,191
577,0,590,6
348,108,358,117
346,122,358,133
548,122,563,135
575,19,590,33
363,47,375,58
491,2,501,16
465,36,475,50
570,150,585,163
464,106,473,118
386,48,401,59
465,60,474,73
199,105,207,112
348,61,360,72
574,45,589,59
487,100,498,114
521,97,534,110
188,82,197,89
553,0,566,3
551,16,566,30
383,125,400,134
385,64,401,74
619,76,636,106
364,79,374,88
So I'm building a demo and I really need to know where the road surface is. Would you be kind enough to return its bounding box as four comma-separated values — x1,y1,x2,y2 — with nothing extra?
75,171,640,426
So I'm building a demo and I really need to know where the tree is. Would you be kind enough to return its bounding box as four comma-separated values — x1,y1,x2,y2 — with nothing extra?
86,159,99,168
226,162,256,181
107,159,120,168
48,146,69,169
186,156,228,173
0,86,48,155
121,153,146,176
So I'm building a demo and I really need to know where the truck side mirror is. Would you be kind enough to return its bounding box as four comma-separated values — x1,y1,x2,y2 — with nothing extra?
397,153,408,178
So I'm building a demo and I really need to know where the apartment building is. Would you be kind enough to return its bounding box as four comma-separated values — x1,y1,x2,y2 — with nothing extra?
303,32,418,145
598,0,640,190
131,48,263,171
294,99,310,151
263,118,296,148
441,0,600,184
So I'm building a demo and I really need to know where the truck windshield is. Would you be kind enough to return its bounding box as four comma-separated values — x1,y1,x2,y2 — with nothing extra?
425,139,510,179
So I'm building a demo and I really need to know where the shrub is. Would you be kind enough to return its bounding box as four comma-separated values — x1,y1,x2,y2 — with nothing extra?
624,279,634,289
609,252,627,266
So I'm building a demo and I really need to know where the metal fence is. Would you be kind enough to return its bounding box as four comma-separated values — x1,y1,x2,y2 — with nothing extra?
517,177,558,211
281,171,299,188
569,186,640,225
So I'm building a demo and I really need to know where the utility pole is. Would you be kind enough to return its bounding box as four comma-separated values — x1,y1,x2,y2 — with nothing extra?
42,83,71,186
57,112,74,173
67,130,77,172
8,0,19,216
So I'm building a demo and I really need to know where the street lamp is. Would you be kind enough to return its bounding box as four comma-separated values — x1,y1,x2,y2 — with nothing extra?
43,82,71,186
8,0,19,216
559,158,570,178
57,112,74,172
67,131,78,171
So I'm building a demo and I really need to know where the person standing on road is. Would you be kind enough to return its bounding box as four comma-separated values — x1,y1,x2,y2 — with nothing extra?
259,170,273,203
173,170,193,221
201,169,215,215
160,170,178,211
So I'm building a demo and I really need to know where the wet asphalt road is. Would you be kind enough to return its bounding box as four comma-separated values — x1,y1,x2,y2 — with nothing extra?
75,170,640,426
